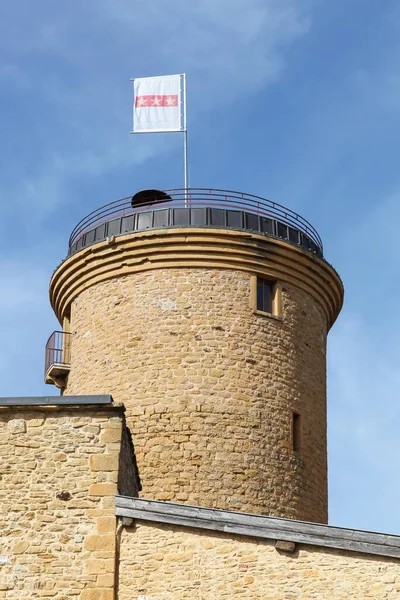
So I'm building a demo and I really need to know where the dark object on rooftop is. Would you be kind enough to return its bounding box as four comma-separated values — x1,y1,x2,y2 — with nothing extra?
131,189,172,208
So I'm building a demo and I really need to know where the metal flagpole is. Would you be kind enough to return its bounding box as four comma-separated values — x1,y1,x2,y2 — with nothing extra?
182,73,188,206
130,74,188,202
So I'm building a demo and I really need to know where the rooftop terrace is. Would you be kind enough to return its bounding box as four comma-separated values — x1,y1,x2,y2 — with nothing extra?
67,188,324,258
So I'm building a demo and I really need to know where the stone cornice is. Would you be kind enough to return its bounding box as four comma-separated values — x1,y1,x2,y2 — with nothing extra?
50,228,343,328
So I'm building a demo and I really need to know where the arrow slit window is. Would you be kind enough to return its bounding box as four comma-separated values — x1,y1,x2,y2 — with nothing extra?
292,412,301,452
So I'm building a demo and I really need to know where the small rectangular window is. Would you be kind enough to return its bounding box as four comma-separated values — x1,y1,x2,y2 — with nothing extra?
292,412,301,452
250,275,281,318
257,278,273,314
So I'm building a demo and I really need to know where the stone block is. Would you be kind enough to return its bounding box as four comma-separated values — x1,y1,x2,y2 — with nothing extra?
100,429,122,443
84,534,115,552
96,517,116,534
89,454,119,472
86,558,114,574
89,483,117,497
28,418,45,427
8,419,26,434
97,574,114,587
12,541,29,554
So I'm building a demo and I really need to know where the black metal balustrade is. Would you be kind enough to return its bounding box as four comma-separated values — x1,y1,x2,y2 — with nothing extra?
67,188,324,258
44,331,71,386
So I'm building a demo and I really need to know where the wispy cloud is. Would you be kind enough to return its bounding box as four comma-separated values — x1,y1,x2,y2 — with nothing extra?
0,0,313,224
99,0,312,95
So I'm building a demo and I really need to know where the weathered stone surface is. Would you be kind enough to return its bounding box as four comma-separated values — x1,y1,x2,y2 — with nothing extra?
118,522,400,600
65,268,330,522
84,534,115,552
89,454,119,472
11,541,29,555
8,419,26,434
0,406,122,599
89,483,117,496
100,428,122,444
96,516,116,534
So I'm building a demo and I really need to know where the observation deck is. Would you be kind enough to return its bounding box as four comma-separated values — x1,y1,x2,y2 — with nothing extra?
67,188,324,258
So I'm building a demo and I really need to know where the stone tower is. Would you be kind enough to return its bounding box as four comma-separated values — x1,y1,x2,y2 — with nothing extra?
46,188,343,523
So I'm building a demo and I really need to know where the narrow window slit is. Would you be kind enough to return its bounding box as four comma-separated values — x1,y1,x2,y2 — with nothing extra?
292,412,301,452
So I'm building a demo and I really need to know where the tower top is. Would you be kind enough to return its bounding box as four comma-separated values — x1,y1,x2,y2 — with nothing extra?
67,188,324,258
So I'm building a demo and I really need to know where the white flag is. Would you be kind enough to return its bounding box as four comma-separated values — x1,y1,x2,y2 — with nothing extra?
132,74,183,133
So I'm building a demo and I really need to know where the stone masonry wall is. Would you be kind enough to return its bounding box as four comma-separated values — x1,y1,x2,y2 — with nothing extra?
65,268,328,522
118,522,400,600
0,405,123,600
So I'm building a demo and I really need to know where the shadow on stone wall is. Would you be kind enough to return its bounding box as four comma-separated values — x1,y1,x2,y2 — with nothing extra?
118,416,142,497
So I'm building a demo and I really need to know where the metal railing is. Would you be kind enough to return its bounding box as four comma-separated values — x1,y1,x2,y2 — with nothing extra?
44,331,71,377
68,188,323,254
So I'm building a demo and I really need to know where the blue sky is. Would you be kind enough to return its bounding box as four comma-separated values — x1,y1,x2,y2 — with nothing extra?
1,0,400,534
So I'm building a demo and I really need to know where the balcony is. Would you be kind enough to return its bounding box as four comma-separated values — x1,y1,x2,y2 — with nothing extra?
67,188,324,259
45,331,71,388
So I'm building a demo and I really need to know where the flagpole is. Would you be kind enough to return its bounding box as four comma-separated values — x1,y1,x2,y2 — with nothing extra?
183,73,188,206
131,74,188,202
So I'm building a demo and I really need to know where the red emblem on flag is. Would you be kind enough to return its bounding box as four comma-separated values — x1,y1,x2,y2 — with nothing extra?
135,95,179,108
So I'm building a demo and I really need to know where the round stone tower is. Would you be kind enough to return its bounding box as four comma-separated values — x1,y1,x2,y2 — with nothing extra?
48,188,343,523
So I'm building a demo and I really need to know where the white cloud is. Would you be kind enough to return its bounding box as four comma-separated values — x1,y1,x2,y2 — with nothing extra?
99,0,312,96
0,0,314,223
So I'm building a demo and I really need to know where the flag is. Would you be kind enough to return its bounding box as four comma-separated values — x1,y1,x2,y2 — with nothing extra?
132,74,183,133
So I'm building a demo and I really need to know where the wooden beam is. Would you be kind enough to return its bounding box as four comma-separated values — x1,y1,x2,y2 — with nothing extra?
115,496,400,560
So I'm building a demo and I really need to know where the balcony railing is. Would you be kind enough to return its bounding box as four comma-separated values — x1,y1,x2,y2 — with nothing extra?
67,188,324,258
44,331,71,387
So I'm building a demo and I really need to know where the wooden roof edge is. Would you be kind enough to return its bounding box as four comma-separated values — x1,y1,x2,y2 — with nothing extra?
115,496,400,560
